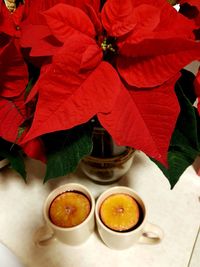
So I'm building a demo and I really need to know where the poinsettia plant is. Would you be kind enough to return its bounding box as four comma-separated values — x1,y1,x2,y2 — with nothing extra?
0,0,200,187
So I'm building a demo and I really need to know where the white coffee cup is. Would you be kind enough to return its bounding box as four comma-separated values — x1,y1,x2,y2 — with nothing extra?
34,183,95,246
95,186,163,250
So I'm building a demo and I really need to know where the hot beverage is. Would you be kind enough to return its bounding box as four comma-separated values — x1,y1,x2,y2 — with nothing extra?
49,191,91,228
95,186,163,249
99,193,143,232
34,183,95,246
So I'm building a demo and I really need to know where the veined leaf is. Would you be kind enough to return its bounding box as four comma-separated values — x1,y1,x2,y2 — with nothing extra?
155,147,198,188
117,39,200,88
0,97,25,143
43,4,96,42
178,69,196,104
101,0,136,37
0,40,28,98
21,34,122,144
98,75,180,166
0,138,26,181
43,124,93,182
152,72,200,188
172,81,199,150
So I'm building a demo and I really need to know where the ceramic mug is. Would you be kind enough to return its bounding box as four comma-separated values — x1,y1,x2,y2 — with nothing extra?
95,186,163,250
34,183,95,246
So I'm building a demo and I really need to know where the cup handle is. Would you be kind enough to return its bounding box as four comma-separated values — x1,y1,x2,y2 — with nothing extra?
34,225,56,246
139,222,164,245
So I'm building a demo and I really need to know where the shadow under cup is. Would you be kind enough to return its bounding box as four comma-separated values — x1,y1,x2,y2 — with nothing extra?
95,186,163,250
36,183,95,246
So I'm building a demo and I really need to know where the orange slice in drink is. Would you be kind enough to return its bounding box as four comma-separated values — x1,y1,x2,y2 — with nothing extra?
100,193,139,231
49,191,91,228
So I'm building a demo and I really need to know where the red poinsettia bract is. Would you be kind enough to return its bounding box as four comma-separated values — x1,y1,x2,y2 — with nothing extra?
179,0,200,38
0,37,28,139
0,36,47,162
20,0,200,166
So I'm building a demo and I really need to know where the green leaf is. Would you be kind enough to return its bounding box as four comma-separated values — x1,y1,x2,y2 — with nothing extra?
152,72,200,188
172,81,199,150
179,69,196,104
0,138,26,181
154,146,199,188
25,77,35,99
25,63,40,99
43,124,93,182
7,152,26,181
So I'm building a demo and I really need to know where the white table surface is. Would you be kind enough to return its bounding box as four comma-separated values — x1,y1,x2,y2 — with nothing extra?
0,151,199,267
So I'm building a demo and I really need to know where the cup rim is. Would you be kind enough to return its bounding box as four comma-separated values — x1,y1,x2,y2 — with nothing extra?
95,186,147,236
43,183,95,231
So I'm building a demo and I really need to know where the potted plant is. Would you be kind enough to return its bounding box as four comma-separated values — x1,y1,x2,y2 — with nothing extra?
0,0,200,187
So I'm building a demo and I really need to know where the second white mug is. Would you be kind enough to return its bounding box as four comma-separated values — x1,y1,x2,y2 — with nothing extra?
95,186,163,250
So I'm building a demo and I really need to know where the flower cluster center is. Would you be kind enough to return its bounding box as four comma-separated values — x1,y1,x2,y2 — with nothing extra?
101,38,116,53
